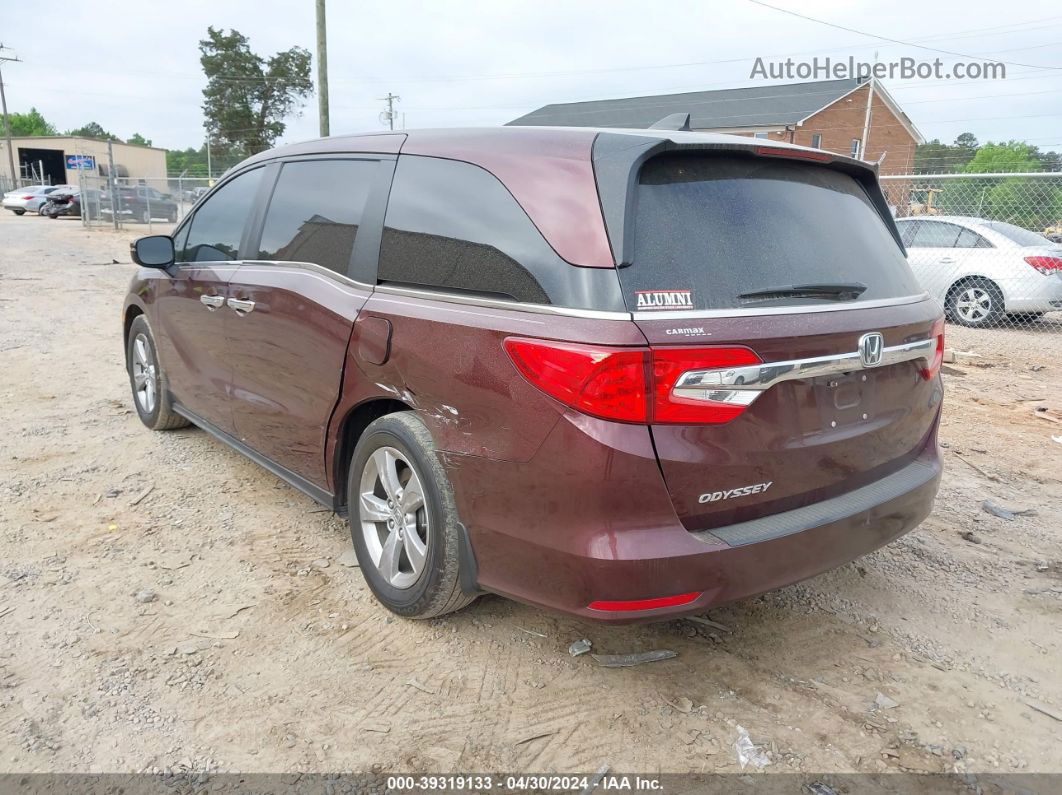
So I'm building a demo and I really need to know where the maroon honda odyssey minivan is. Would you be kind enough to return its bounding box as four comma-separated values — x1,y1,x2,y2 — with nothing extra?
124,127,943,621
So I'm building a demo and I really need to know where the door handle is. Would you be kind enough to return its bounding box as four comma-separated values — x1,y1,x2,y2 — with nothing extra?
227,297,255,315
200,294,225,309
939,257,955,264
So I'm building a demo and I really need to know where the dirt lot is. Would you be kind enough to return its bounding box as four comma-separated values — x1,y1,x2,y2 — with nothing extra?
1,211,1061,777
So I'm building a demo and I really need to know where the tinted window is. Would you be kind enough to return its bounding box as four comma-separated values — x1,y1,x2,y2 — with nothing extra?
908,221,963,248
981,220,1052,247
378,156,550,303
956,227,992,249
181,168,263,262
620,154,920,311
257,159,376,275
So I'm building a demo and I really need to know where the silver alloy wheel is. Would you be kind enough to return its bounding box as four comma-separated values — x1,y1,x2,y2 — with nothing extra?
358,446,429,589
131,333,157,414
955,286,993,324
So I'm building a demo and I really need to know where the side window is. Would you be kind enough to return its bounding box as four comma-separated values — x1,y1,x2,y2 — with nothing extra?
897,221,916,248
956,227,992,249
172,222,191,262
378,156,551,303
256,159,377,276
182,168,264,262
909,221,962,249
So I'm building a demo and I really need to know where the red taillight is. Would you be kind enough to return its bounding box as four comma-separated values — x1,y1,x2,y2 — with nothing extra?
503,339,648,423
504,338,761,425
921,317,945,381
755,146,832,163
588,591,701,612
22,195,34,200
1025,256,1062,275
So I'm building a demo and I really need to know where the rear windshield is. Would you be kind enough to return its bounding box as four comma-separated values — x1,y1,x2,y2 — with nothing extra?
980,221,1052,248
620,154,920,312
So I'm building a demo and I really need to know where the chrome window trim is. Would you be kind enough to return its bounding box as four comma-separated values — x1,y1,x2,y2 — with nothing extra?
631,293,931,320
672,337,937,409
237,259,374,290
374,283,632,321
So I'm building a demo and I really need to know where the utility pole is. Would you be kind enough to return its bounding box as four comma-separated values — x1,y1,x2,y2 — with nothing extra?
859,56,877,161
205,136,212,180
379,93,400,131
106,140,119,231
315,0,330,137
0,44,22,190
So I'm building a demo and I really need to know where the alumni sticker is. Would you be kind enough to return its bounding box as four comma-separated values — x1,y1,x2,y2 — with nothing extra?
635,289,694,311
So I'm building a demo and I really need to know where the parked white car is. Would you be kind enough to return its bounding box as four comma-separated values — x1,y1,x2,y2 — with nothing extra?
896,215,1062,327
2,185,76,216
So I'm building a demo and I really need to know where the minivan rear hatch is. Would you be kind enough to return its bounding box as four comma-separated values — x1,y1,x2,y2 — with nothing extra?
594,138,943,532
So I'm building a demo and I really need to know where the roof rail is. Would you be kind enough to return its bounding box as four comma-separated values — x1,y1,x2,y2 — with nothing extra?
649,112,692,131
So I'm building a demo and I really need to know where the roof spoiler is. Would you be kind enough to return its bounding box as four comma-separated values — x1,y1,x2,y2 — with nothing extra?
649,112,691,131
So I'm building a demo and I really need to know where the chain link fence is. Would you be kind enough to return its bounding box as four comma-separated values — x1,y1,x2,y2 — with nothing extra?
75,174,213,234
879,173,1062,345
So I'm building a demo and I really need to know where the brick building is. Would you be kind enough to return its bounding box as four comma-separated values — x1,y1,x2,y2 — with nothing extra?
508,77,922,175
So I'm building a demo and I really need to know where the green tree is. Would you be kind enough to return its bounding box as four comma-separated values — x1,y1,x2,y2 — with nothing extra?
66,121,121,141
8,107,57,136
937,142,1062,229
199,27,312,155
127,132,153,147
914,132,978,174
962,141,1040,173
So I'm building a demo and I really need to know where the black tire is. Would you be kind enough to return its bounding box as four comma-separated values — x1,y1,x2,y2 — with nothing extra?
125,315,189,431
37,204,48,216
13,209,24,216
347,412,476,619
1007,312,1044,324
946,278,1005,328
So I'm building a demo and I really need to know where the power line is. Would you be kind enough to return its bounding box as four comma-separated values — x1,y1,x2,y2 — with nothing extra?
741,0,1062,71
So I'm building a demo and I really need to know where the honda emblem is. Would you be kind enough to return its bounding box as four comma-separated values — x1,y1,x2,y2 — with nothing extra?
858,332,885,367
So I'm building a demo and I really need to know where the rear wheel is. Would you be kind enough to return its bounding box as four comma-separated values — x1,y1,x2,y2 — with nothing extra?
947,278,1004,328
13,209,24,216
126,315,189,431
347,412,476,619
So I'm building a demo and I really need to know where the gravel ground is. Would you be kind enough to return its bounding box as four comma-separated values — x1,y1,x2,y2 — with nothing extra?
1,211,1061,776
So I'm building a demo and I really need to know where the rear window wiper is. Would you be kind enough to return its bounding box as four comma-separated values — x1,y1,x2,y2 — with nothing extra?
738,283,867,302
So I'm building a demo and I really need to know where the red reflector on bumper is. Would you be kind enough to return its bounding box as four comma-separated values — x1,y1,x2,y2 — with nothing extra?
588,591,701,612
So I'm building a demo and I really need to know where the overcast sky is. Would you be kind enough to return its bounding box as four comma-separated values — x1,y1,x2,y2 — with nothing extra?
3,0,1060,156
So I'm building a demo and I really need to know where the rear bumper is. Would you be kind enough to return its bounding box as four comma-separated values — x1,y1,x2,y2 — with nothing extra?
450,414,941,623
1000,274,1062,312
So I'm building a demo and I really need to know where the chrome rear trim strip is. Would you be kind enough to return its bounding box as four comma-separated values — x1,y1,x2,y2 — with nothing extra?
673,337,936,407
374,284,633,321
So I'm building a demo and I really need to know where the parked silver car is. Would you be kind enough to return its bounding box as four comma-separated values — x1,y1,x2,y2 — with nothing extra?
2,185,71,215
896,215,1062,327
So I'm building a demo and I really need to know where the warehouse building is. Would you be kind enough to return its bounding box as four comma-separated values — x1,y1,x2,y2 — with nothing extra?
0,136,167,187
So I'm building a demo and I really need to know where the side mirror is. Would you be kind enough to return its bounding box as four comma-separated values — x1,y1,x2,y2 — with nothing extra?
131,235,175,268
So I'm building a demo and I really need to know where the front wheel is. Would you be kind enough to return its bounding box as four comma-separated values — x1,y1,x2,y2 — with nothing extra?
13,209,25,216
348,412,477,619
125,315,189,431
947,278,1005,328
